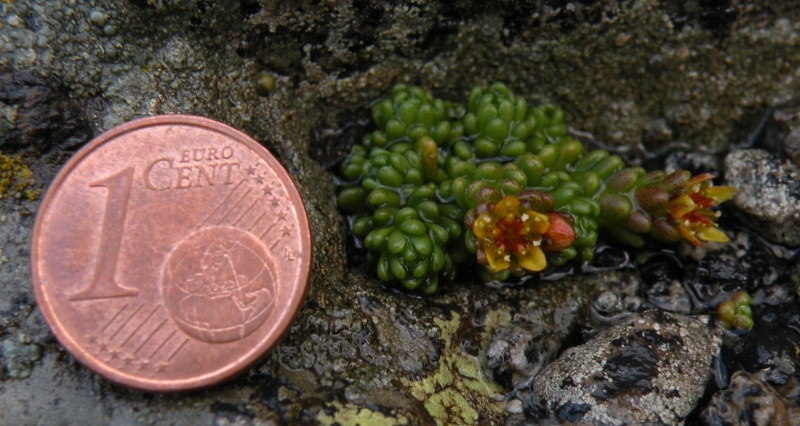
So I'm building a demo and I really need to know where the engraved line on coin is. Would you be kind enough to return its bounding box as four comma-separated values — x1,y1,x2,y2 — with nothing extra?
257,208,291,243
197,180,246,228
134,318,168,355
246,211,269,232
109,303,144,340
216,187,253,225
119,305,160,347
232,197,261,226
259,222,280,240
89,303,185,372
166,338,189,361
149,329,178,359
123,312,169,355
101,303,129,333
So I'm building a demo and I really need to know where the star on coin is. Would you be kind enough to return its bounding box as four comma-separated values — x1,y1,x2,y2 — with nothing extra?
255,175,265,185
121,353,134,366
89,336,102,354
245,165,257,175
109,348,120,359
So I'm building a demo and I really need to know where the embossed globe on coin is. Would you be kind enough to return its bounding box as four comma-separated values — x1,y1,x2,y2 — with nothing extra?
162,226,277,343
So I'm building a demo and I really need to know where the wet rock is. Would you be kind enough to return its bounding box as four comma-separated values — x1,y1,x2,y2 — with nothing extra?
722,303,800,387
723,326,800,387
573,273,644,340
682,243,748,308
532,310,720,424
701,371,800,426
724,149,800,247
640,254,693,314
640,255,693,315
486,322,559,390
682,230,795,307
646,279,693,315
587,290,644,326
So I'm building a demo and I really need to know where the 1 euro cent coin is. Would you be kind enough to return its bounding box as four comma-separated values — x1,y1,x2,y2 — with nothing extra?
31,115,311,391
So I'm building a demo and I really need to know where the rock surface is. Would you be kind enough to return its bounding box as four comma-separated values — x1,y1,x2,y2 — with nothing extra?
724,149,800,247
532,310,721,424
702,371,800,426
1,0,800,424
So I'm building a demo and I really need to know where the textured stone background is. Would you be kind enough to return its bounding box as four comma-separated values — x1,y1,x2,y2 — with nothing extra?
2,0,800,424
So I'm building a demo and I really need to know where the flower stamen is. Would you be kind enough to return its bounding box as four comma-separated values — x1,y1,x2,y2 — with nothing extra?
664,173,736,246
472,195,575,273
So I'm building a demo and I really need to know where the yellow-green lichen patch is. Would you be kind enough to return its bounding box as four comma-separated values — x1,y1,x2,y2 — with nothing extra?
0,153,39,201
317,401,409,426
403,313,506,425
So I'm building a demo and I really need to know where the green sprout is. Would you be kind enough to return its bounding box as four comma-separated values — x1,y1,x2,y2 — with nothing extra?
718,291,754,331
336,83,736,293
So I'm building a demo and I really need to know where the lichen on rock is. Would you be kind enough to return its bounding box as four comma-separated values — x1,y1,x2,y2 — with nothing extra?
532,310,721,424
0,153,39,201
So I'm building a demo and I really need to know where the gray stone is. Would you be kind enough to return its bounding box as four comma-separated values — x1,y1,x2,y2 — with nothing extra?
533,310,720,424
724,149,800,247
486,323,559,390
89,10,107,27
701,371,800,426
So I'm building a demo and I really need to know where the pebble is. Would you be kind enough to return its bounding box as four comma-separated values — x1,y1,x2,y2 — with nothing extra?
89,10,107,27
7,14,23,27
725,149,800,247
532,310,720,424
486,323,560,389
701,371,800,425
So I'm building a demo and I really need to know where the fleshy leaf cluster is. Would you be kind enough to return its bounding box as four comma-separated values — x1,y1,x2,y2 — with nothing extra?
718,291,754,331
336,83,735,293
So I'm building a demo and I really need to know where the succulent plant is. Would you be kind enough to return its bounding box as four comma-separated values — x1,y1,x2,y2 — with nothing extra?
717,291,754,331
336,83,736,293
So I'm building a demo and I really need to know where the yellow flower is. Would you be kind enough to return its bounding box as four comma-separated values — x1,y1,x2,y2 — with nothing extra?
472,195,559,273
666,173,736,246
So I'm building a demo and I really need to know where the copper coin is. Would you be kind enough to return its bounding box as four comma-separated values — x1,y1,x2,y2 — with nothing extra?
31,115,311,391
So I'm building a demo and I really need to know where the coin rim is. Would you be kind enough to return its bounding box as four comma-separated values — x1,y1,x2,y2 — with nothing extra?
30,115,312,392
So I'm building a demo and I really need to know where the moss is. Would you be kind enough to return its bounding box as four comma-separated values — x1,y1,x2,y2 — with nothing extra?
316,401,410,426
403,313,505,425
0,153,39,201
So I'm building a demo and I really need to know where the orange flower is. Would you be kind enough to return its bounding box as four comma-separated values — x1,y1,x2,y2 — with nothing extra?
666,173,736,246
472,195,575,273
